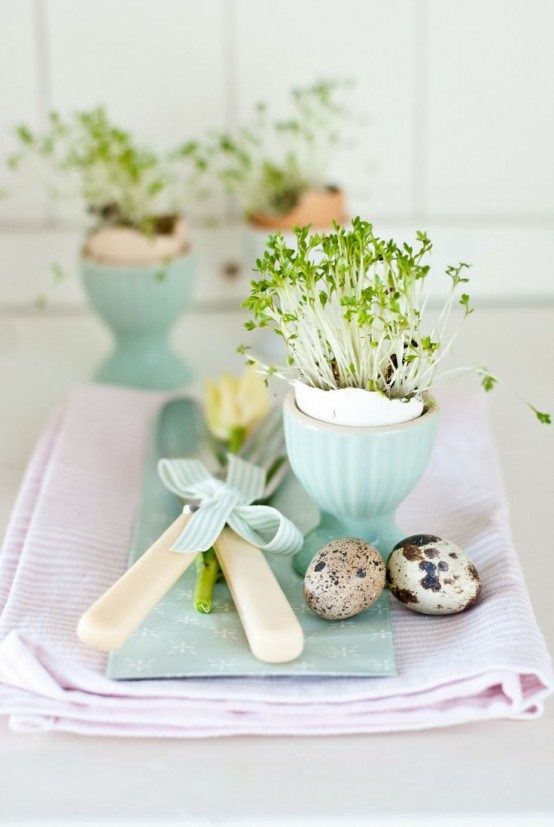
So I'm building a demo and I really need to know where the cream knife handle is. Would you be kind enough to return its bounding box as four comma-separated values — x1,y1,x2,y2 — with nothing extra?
77,511,198,652
214,528,304,664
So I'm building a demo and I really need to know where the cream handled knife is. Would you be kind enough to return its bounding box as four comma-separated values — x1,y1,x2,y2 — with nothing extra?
78,518,304,662
77,399,304,662
214,529,303,663
77,397,204,653
77,510,198,652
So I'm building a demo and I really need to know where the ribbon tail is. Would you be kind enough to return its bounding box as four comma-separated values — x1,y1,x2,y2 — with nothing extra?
228,505,303,556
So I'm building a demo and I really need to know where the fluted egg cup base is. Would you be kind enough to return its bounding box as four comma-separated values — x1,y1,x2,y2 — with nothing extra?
283,391,439,578
81,253,195,391
95,335,192,391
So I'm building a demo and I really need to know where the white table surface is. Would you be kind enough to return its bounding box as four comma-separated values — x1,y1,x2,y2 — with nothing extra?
0,305,553,827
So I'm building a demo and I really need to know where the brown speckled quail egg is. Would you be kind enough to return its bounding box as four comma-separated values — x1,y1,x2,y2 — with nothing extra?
387,534,481,615
303,538,386,620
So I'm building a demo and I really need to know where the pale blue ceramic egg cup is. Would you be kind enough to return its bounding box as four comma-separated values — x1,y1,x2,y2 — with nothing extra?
81,253,196,391
283,391,439,576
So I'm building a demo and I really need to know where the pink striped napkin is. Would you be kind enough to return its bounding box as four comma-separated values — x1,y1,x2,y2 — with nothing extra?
0,384,551,737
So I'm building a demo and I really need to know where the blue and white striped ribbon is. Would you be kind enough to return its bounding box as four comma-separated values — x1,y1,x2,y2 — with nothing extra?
157,454,303,556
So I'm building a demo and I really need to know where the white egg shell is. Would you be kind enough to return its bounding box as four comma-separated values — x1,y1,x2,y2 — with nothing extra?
386,534,481,615
304,537,386,620
294,380,424,427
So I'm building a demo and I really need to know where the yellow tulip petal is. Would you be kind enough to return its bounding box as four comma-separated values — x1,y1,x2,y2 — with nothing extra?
203,368,271,444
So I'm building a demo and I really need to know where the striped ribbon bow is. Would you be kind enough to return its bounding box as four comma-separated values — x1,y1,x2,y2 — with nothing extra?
157,454,303,556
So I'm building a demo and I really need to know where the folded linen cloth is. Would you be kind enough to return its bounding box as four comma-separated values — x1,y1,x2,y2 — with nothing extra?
0,384,551,737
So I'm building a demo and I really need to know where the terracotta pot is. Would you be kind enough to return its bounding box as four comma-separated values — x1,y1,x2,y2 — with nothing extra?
84,216,188,266
248,187,345,231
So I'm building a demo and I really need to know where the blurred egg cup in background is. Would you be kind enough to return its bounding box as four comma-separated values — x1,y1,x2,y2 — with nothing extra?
8,108,197,390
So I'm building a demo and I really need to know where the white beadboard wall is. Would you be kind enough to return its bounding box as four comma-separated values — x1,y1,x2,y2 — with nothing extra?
0,0,553,311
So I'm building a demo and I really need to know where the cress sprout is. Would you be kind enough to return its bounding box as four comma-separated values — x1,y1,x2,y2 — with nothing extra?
178,79,351,219
241,218,550,424
8,107,183,234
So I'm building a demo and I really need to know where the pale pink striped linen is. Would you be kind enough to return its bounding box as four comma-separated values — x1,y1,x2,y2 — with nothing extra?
0,384,551,737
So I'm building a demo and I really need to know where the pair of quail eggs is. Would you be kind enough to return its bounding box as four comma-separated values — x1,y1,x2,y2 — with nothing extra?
303,534,482,621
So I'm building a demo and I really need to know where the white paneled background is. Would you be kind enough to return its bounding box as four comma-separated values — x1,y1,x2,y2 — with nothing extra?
0,0,553,310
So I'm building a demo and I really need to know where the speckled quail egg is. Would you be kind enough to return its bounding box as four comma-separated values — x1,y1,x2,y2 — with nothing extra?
303,538,386,620
386,534,481,615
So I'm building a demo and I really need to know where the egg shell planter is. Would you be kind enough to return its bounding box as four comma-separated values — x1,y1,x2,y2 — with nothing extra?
8,108,196,390
294,380,425,427
180,79,351,232
241,218,550,575
85,216,189,266
248,187,346,232
242,220,474,405
242,219,551,425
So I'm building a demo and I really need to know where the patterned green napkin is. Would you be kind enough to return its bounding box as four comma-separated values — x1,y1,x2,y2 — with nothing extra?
107,402,396,679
